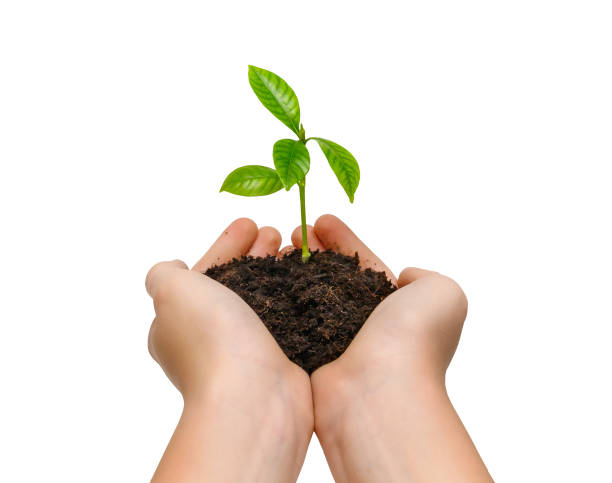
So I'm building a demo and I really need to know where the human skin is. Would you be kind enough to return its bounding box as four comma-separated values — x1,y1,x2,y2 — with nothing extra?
290,215,493,482
147,215,491,482
145,219,313,483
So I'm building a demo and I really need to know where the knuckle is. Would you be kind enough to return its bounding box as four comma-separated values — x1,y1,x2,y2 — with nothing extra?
145,261,165,290
146,260,187,302
152,273,183,306
147,318,159,361
439,274,468,313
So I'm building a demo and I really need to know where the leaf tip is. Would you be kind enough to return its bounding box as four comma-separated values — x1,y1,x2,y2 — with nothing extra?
220,173,235,194
248,64,263,75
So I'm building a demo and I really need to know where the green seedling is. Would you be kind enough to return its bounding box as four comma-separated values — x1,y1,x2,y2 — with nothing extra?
220,65,360,263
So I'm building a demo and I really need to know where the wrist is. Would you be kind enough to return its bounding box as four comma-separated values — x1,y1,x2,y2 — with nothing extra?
312,362,450,483
157,376,311,483
314,360,445,456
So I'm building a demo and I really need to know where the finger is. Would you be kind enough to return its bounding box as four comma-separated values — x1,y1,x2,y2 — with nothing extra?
314,214,397,284
147,317,159,363
192,218,259,272
397,269,468,323
247,226,282,258
291,224,325,253
279,245,296,258
145,259,189,298
397,267,438,287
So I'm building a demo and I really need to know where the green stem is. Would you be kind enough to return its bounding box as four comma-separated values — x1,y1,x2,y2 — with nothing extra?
298,179,310,263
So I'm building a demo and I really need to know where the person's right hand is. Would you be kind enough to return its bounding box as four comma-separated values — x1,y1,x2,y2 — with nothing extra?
289,214,492,483
146,218,313,483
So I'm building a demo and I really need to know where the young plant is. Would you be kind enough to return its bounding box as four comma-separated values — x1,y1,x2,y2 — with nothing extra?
220,65,360,263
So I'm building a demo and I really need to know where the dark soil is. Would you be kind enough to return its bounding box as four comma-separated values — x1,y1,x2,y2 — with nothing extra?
204,250,396,374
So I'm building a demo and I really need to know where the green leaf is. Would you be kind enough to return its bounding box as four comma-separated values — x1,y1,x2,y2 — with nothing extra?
248,65,301,135
313,138,360,202
273,139,310,190
220,165,284,197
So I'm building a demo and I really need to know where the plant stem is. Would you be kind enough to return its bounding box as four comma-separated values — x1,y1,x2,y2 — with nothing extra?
298,179,310,263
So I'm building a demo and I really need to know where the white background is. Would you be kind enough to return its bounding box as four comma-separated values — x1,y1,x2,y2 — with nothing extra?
1,1,611,481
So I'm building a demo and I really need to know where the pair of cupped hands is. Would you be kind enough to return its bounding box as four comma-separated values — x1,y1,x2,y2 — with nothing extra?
146,215,480,483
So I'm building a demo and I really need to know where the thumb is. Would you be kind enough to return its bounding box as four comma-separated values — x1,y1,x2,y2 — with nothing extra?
397,267,438,288
145,259,189,299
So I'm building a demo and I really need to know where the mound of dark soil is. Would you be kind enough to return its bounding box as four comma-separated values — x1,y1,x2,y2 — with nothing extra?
204,250,396,374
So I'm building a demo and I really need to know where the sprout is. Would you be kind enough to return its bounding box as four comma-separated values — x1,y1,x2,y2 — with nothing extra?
221,66,360,263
